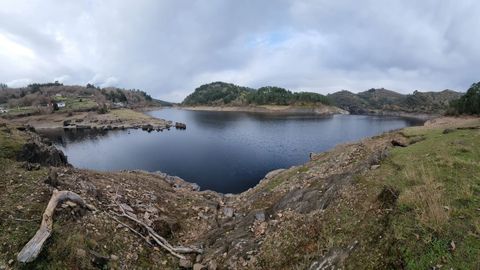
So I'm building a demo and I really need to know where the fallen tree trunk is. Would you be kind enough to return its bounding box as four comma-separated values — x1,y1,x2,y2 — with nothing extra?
17,189,92,263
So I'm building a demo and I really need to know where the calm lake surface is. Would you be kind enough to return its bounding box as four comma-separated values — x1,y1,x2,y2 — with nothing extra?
40,109,422,193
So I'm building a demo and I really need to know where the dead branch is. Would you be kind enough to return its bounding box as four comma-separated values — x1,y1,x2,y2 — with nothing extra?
17,189,92,263
114,203,203,260
104,211,153,247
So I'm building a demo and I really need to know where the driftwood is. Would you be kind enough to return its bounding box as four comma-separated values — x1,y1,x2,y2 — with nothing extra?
17,189,93,263
111,203,202,260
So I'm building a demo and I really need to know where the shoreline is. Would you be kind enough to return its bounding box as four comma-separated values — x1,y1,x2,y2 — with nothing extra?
4,108,175,131
177,105,441,121
179,105,349,115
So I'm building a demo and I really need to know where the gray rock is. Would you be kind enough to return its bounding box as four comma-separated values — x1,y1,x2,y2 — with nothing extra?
443,128,455,134
193,263,207,270
255,212,265,222
179,258,193,269
208,260,218,270
191,183,201,191
223,207,234,218
370,165,380,170
264,169,285,179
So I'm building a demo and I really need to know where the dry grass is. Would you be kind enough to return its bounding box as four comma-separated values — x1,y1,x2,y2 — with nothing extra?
399,165,449,232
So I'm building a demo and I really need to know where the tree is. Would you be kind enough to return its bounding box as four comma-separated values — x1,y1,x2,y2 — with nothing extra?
449,82,480,115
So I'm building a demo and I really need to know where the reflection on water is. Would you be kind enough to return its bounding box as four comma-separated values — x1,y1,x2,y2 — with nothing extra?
39,109,423,193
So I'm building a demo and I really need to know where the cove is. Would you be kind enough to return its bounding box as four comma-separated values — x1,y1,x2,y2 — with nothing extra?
39,109,422,193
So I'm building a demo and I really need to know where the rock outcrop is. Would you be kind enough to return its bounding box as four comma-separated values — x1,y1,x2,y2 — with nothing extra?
16,135,69,166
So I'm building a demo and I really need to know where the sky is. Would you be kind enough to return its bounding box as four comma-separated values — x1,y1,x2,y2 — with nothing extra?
0,1,479,102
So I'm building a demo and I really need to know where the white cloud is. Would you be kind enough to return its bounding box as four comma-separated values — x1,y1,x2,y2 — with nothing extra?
0,0,479,101
7,78,32,88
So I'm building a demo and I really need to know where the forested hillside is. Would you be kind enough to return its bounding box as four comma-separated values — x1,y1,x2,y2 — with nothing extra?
182,82,331,106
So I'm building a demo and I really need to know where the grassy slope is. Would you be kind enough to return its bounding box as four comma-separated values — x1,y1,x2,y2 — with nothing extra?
382,126,480,268
256,120,480,269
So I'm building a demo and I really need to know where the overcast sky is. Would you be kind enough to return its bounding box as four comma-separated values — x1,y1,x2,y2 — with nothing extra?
0,1,479,101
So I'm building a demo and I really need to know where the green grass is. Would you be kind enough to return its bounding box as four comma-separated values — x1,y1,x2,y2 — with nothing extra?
5,106,36,116
369,128,480,269
57,97,97,111
0,127,27,159
257,125,480,269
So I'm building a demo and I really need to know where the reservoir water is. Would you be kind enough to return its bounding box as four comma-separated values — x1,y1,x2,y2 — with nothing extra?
40,109,422,193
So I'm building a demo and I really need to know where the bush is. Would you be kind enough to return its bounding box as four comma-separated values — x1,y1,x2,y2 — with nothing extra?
97,104,109,114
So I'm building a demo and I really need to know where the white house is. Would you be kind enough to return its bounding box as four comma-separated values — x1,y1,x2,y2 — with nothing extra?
57,102,66,108
113,102,125,108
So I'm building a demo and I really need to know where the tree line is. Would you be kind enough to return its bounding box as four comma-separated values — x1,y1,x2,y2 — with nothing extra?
448,82,480,115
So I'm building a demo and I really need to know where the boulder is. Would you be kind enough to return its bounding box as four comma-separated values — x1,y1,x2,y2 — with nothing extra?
208,260,218,270
255,212,265,222
223,207,234,218
179,258,192,269
370,165,380,170
45,168,60,187
193,263,207,270
17,137,69,166
142,124,153,131
391,139,408,147
175,122,187,129
443,128,456,134
190,183,201,191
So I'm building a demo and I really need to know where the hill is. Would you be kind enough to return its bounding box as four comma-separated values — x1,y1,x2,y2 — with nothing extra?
328,88,463,115
0,82,172,117
182,82,331,107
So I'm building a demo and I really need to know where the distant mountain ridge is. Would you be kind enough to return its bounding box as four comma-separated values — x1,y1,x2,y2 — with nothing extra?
328,88,463,114
182,82,463,115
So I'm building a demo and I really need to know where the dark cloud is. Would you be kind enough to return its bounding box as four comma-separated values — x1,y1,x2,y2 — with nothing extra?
0,0,478,101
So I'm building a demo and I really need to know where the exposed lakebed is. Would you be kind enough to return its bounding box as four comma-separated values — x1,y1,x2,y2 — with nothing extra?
39,109,422,193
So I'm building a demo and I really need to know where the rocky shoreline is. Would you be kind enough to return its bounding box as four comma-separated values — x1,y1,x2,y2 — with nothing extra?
179,105,349,115
355,110,440,121
6,108,186,132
